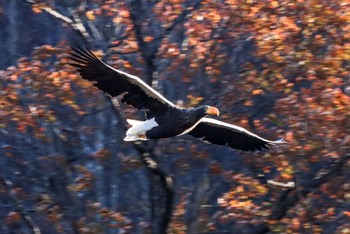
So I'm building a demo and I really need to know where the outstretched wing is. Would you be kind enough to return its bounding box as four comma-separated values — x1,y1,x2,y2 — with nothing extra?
69,46,176,118
188,118,285,151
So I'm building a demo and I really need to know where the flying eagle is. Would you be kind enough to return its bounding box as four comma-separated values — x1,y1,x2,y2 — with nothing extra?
69,46,284,152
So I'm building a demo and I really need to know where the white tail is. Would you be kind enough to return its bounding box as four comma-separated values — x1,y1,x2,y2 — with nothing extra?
124,118,158,141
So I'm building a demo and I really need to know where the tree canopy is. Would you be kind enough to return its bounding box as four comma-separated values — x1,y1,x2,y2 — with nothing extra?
0,0,349,233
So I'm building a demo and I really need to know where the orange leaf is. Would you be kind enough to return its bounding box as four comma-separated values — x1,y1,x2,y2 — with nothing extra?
120,10,130,18
86,11,96,21
252,89,263,95
343,211,350,217
32,7,42,14
144,36,154,42
10,74,18,81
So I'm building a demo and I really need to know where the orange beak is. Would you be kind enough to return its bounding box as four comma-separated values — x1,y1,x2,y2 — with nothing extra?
206,106,220,116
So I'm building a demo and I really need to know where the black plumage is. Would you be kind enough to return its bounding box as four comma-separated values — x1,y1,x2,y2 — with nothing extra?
69,46,175,119
69,46,285,152
188,118,283,151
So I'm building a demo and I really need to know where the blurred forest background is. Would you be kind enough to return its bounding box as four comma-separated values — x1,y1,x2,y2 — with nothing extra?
0,0,350,233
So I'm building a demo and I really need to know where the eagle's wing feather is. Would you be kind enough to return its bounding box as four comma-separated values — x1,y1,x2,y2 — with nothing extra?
189,118,285,151
69,46,176,118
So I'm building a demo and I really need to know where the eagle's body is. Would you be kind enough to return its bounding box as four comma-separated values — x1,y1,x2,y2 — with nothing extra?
147,107,209,138
69,46,285,152
125,106,207,141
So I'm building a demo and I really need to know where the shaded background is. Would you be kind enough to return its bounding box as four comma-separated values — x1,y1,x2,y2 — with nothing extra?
0,0,349,233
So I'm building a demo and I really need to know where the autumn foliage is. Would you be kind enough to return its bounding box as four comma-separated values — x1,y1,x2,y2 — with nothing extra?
0,0,349,233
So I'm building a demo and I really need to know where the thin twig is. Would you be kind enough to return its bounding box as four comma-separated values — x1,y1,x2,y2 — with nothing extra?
75,104,114,123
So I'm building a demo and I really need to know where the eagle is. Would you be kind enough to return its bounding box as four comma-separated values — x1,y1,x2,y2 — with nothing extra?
69,46,285,152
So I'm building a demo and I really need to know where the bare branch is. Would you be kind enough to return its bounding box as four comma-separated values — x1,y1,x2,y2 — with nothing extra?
1,178,41,234
161,0,202,38
23,0,91,42
128,0,203,84
137,151,174,234
269,154,350,221
267,180,295,188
